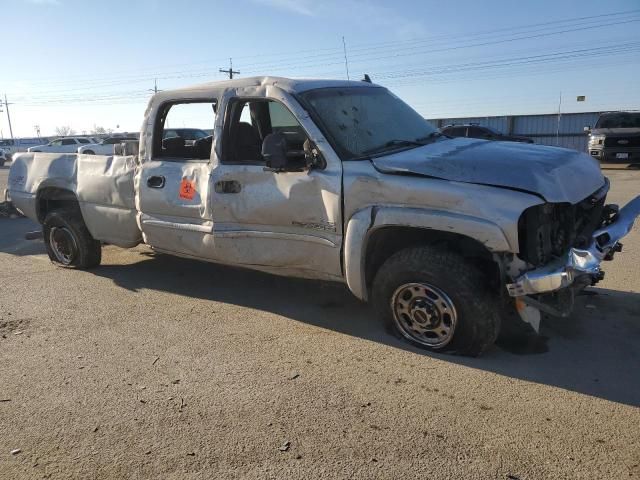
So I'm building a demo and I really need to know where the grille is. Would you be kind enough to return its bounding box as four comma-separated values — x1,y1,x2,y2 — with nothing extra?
518,182,608,266
603,136,640,147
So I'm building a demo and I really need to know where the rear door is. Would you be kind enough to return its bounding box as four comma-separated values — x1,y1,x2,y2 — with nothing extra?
136,99,217,257
60,138,80,153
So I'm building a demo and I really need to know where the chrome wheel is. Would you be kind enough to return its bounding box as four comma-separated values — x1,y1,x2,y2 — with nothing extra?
390,282,458,348
49,226,78,265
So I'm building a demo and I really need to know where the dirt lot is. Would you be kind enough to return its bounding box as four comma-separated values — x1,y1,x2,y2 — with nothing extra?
1,162,639,479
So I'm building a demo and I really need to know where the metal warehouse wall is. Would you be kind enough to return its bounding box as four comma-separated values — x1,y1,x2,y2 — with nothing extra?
428,111,603,152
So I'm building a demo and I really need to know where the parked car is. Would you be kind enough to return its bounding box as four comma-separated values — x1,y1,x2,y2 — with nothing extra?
28,137,95,153
7,77,640,356
163,128,209,145
0,148,7,166
586,111,640,164
441,124,534,143
0,137,50,158
77,136,139,155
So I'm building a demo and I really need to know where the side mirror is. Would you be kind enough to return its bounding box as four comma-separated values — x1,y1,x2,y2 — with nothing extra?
584,126,591,133
262,133,288,171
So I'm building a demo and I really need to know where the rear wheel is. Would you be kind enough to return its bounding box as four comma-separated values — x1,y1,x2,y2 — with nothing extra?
43,209,101,269
372,246,500,356
83,150,95,155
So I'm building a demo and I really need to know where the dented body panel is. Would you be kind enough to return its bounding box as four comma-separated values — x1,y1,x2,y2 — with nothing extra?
8,152,140,247
372,137,606,203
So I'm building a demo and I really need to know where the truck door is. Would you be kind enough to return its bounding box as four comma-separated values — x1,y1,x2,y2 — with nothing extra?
135,99,216,257
208,95,343,280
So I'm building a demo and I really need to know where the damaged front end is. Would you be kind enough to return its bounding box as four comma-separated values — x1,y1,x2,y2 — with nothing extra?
505,182,640,323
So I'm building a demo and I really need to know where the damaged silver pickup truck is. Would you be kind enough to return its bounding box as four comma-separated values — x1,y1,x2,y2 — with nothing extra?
6,77,640,356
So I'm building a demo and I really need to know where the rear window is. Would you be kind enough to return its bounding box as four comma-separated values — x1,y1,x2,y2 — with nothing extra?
444,127,466,137
77,138,90,144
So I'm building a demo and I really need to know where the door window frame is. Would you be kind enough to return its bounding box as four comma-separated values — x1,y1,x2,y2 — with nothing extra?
220,96,310,166
152,98,218,163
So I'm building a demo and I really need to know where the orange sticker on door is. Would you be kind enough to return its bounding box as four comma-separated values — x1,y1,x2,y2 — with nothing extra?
179,178,196,200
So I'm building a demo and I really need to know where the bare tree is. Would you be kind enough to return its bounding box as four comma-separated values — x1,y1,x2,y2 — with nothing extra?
92,125,107,135
55,125,76,136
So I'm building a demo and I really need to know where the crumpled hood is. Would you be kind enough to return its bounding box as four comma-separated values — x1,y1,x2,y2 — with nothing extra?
371,137,605,203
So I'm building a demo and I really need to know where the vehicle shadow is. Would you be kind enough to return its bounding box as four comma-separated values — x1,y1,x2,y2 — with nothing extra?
1,218,639,407
89,247,640,407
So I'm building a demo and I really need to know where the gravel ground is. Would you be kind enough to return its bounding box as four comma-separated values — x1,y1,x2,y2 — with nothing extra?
1,162,639,479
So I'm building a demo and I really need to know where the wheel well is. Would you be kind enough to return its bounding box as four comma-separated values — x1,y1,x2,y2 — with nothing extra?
36,187,80,223
364,227,500,290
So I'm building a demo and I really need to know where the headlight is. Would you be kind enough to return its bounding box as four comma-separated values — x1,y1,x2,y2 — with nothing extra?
589,134,605,146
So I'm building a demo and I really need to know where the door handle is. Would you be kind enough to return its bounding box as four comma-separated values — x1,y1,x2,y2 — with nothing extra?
147,175,165,188
214,180,241,194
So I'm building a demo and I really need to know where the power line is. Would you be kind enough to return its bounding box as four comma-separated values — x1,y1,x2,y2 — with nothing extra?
7,9,639,93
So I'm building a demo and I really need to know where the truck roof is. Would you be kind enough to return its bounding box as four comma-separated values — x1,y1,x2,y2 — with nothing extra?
152,76,378,103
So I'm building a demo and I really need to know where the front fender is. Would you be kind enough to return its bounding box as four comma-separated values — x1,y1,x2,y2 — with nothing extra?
344,206,512,301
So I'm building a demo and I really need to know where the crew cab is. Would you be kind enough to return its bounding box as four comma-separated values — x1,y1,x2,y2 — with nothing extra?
28,137,94,153
77,136,138,155
587,111,640,164
6,77,640,356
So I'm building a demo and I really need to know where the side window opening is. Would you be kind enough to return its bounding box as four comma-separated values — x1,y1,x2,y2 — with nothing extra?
154,100,217,160
223,98,307,165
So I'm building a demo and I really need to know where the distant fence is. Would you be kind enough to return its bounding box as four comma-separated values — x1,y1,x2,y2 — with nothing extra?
427,111,603,153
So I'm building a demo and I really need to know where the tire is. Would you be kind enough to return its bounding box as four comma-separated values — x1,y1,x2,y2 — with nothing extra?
83,150,95,155
372,246,500,356
43,209,101,269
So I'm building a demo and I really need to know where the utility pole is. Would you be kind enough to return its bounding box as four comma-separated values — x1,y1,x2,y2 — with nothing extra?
148,79,161,95
342,36,350,80
3,94,14,141
219,58,239,79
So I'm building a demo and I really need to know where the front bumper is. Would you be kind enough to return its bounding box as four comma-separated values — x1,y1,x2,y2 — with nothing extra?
507,195,640,296
589,146,640,164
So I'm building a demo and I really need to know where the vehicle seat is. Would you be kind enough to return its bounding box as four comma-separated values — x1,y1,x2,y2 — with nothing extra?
193,135,213,160
234,122,262,162
162,136,186,157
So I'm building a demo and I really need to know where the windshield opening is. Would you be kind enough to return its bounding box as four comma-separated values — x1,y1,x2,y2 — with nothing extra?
595,112,640,129
299,86,437,160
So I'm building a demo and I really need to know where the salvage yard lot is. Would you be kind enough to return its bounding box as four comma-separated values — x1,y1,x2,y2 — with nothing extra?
1,163,639,479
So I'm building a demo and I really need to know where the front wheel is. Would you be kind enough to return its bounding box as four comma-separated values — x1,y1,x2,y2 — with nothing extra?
43,209,101,269
372,246,500,356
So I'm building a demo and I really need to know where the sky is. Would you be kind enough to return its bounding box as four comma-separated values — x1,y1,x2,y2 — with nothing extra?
1,0,639,137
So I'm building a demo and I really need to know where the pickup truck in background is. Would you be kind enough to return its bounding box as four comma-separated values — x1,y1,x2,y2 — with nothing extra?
6,77,640,356
587,111,640,164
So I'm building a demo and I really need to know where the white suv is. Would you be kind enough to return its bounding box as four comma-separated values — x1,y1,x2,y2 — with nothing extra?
77,136,138,155
28,137,94,153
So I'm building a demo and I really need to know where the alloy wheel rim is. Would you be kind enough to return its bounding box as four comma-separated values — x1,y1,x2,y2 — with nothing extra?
390,282,458,348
